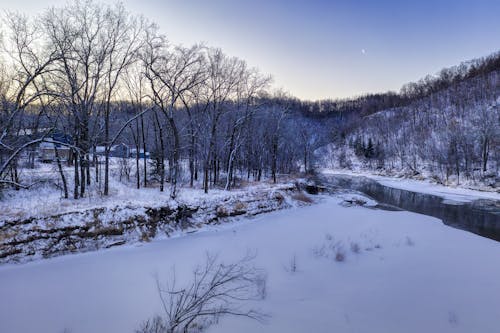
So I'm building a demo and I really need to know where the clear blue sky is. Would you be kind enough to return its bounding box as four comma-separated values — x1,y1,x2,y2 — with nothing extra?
2,0,500,99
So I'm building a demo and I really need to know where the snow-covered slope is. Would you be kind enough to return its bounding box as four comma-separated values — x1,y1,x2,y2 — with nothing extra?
0,195,498,333
317,71,500,189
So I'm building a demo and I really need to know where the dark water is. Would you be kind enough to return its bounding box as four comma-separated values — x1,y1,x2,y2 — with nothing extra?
322,174,500,242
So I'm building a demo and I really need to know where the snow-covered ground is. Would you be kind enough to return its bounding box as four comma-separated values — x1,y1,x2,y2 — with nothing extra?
322,169,500,202
0,165,291,223
1,195,499,333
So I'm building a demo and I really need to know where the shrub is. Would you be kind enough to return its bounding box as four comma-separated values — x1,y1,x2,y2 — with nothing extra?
292,192,313,203
335,249,346,262
350,242,361,254
405,236,415,246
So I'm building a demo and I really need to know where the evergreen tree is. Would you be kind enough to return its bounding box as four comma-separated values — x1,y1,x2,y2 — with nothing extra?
365,138,375,159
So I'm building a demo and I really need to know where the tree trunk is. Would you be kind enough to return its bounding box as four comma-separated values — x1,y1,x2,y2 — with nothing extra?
135,122,141,190
482,137,489,172
73,151,79,199
156,115,165,192
54,145,68,199
204,121,218,193
167,116,180,198
86,153,90,186
272,136,278,184
141,115,148,187
303,147,308,173
104,106,110,196
80,154,85,197
189,132,195,187
203,162,209,193
93,145,99,183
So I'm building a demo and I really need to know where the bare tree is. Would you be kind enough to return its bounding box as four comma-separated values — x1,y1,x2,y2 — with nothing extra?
223,67,271,190
42,0,150,198
0,12,59,189
267,91,291,184
143,31,205,198
474,102,499,172
201,48,245,193
102,5,149,196
43,1,113,198
123,64,149,189
137,253,268,333
178,81,209,188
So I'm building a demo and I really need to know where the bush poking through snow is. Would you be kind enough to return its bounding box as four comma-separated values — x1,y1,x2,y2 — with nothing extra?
284,254,298,274
291,192,313,203
335,247,346,262
313,233,386,262
137,252,268,333
350,242,361,254
448,311,459,327
313,234,347,262
140,232,150,243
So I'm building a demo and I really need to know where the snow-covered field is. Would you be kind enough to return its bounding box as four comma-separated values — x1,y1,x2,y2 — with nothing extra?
1,194,499,333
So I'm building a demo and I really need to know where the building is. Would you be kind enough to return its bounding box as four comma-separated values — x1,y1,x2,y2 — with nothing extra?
39,139,71,163
130,148,150,159
109,143,131,158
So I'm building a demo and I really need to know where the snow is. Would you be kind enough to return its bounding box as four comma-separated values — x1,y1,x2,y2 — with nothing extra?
1,195,499,333
322,169,500,203
336,192,378,207
0,159,293,223
374,176,500,202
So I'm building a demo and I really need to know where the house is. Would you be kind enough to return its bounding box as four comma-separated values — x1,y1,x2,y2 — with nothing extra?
39,139,71,163
130,148,150,159
109,143,131,158
92,145,149,159
93,146,106,155
38,132,74,163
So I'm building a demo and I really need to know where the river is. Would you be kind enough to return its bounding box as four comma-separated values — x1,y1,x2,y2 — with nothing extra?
321,174,500,242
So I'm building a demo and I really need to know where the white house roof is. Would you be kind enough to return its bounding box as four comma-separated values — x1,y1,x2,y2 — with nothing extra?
39,139,69,150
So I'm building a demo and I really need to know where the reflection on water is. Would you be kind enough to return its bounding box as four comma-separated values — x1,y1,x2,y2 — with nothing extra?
322,174,500,242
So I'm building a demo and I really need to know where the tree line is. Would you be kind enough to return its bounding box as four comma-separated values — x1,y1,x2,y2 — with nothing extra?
299,50,500,119
328,69,500,184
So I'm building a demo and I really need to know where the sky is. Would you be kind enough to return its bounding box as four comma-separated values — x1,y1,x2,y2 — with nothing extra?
2,0,500,100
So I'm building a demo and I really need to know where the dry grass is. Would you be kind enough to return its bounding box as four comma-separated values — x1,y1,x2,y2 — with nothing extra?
313,234,347,263
234,201,247,211
335,250,346,262
350,242,361,254
292,192,313,203
140,231,150,242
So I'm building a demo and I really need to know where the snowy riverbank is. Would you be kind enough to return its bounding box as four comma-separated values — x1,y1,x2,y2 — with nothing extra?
0,182,312,264
0,195,498,333
321,169,500,202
